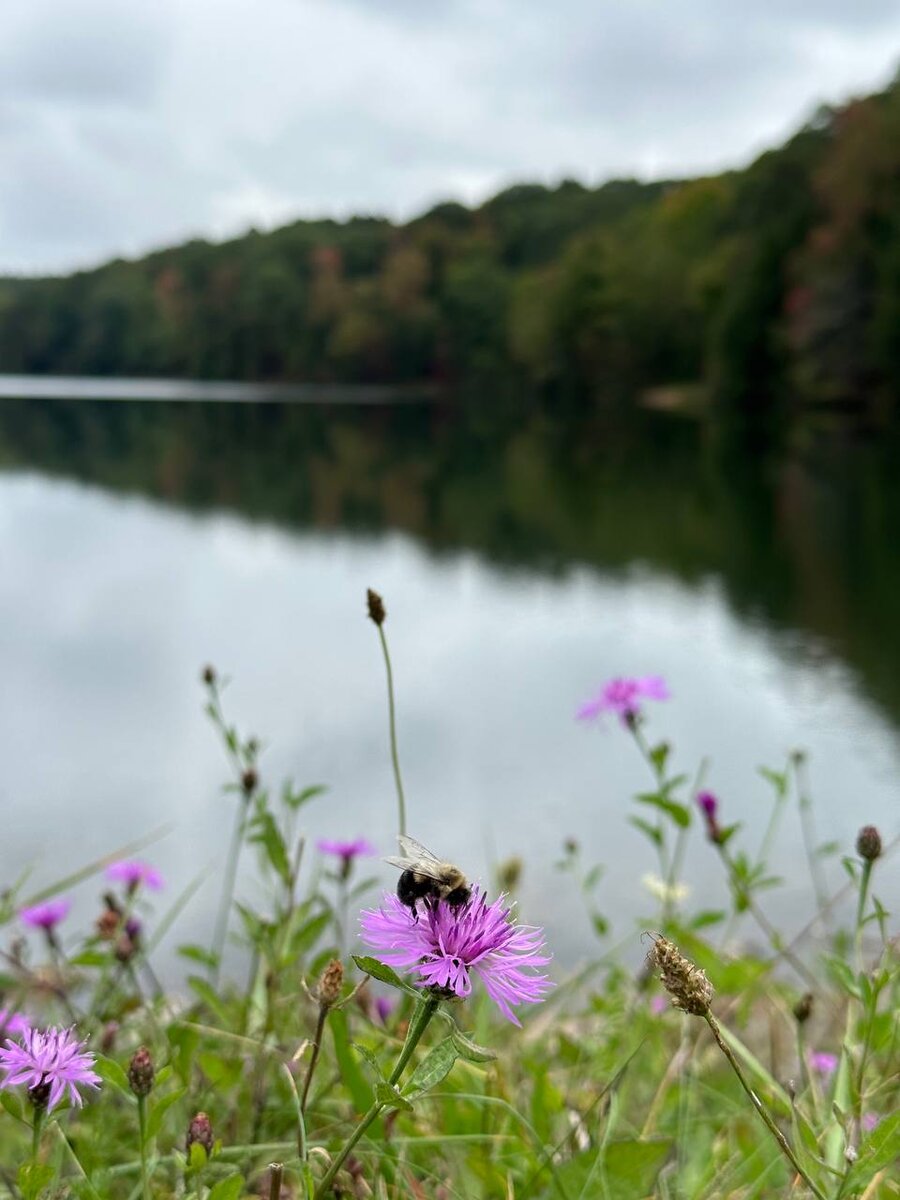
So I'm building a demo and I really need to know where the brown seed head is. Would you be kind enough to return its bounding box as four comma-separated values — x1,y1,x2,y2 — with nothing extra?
856,825,882,862
241,767,258,794
793,992,814,1024
96,907,122,940
201,664,217,686
128,1046,155,1097
366,588,386,626
186,1111,214,1156
317,958,344,1008
651,935,713,1016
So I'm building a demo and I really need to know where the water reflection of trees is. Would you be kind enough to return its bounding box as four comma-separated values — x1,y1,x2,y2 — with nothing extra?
2,397,899,724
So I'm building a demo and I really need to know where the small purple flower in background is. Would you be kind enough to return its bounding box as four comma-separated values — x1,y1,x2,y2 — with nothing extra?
696,791,723,844
577,675,670,726
650,995,668,1015
20,900,71,932
809,1051,838,1077
862,1112,880,1132
105,860,164,893
318,838,377,879
360,889,553,1025
374,996,395,1025
0,1025,100,1111
0,1010,30,1038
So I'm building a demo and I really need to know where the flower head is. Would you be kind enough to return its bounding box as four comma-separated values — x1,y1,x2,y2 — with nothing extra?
577,675,669,726
360,889,553,1025
318,838,376,869
105,860,164,892
862,1112,880,1133
809,1051,838,1077
20,899,71,931
696,791,724,843
0,1010,30,1038
697,792,717,818
374,996,395,1025
0,1025,100,1111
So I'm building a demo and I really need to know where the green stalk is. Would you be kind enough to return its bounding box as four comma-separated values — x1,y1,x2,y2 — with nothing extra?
312,994,439,1199
32,1106,44,1165
210,793,249,983
137,1094,151,1200
377,624,407,838
704,1012,826,1200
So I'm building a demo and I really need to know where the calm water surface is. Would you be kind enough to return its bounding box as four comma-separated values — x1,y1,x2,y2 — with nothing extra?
0,388,898,972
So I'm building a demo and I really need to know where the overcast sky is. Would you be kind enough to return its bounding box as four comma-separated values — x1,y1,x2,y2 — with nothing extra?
2,0,899,276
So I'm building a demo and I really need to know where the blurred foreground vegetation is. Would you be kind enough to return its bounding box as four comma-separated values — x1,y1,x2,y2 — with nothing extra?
3,75,900,417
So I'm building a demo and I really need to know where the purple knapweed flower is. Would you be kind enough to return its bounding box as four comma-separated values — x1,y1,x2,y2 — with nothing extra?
317,838,377,872
360,889,553,1026
809,1051,838,1077
374,996,395,1025
577,675,670,726
650,995,668,1015
0,1010,30,1038
0,1025,101,1111
20,900,71,931
105,860,164,892
696,791,724,843
862,1112,880,1132
697,792,717,819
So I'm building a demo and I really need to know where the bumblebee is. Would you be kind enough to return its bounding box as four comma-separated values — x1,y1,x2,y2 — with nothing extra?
385,835,471,915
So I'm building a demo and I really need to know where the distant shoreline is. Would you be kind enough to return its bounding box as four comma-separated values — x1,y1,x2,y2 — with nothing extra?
0,373,442,404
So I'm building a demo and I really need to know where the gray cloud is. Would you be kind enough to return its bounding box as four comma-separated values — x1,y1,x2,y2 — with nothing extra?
0,0,898,274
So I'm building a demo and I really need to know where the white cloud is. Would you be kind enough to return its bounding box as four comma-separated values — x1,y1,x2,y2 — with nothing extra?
0,0,898,273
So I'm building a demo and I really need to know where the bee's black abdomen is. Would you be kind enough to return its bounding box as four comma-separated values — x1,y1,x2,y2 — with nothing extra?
445,884,471,908
397,869,433,910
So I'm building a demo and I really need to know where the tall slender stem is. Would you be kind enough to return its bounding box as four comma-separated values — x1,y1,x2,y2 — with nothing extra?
377,624,407,838
211,794,249,983
312,994,438,1199
31,1106,44,1165
300,1005,329,1114
137,1094,151,1200
704,1012,826,1200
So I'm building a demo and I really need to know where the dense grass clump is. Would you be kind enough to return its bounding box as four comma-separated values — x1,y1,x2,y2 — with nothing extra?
0,598,896,1199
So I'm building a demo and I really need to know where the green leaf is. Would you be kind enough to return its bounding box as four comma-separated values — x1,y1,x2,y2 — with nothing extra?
403,1038,459,1100
352,955,418,996
844,1112,900,1189
591,912,609,937
145,1087,187,1143
187,975,232,1025
94,1054,131,1097
18,1163,55,1200
375,1081,413,1111
450,1028,497,1063
178,943,220,968
628,816,662,848
207,1175,245,1200
0,1090,23,1121
649,741,670,774
189,1140,209,1169
352,1042,387,1082
689,909,726,929
635,792,690,828
248,807,291,886
67,950,110,968
604,1138,673,1195
285,783,328,810
330,1007,371,1114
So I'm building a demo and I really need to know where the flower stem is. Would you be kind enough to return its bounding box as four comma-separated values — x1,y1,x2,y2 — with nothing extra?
32,1106,44,1165
377,624,407,838
312,994,439,1199
300,1004,329,1113
137,1094,151,1200
211,793,249,983
704,1012,825,1200
268,1162,284,1200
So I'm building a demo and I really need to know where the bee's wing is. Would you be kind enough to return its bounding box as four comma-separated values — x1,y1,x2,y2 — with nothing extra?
384,854,418,871
383,854,449,884
396,834,443,865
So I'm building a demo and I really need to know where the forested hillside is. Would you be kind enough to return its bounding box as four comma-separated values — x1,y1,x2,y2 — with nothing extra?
2,74,900,412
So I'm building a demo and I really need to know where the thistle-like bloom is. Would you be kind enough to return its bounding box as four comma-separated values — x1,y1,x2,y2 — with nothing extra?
809,1051,838,1077
20,899,71,931
0,1010,30,1038
317,838,376,868
0,1025,101,1111
360,890,553,1025
105,859,164,892
697,791,723,843
577,675,669,725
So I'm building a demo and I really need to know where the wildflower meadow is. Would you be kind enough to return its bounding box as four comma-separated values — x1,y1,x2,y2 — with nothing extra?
0,590,897,1199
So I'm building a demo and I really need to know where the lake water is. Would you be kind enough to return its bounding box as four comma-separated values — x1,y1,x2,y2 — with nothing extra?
1,386,898,973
